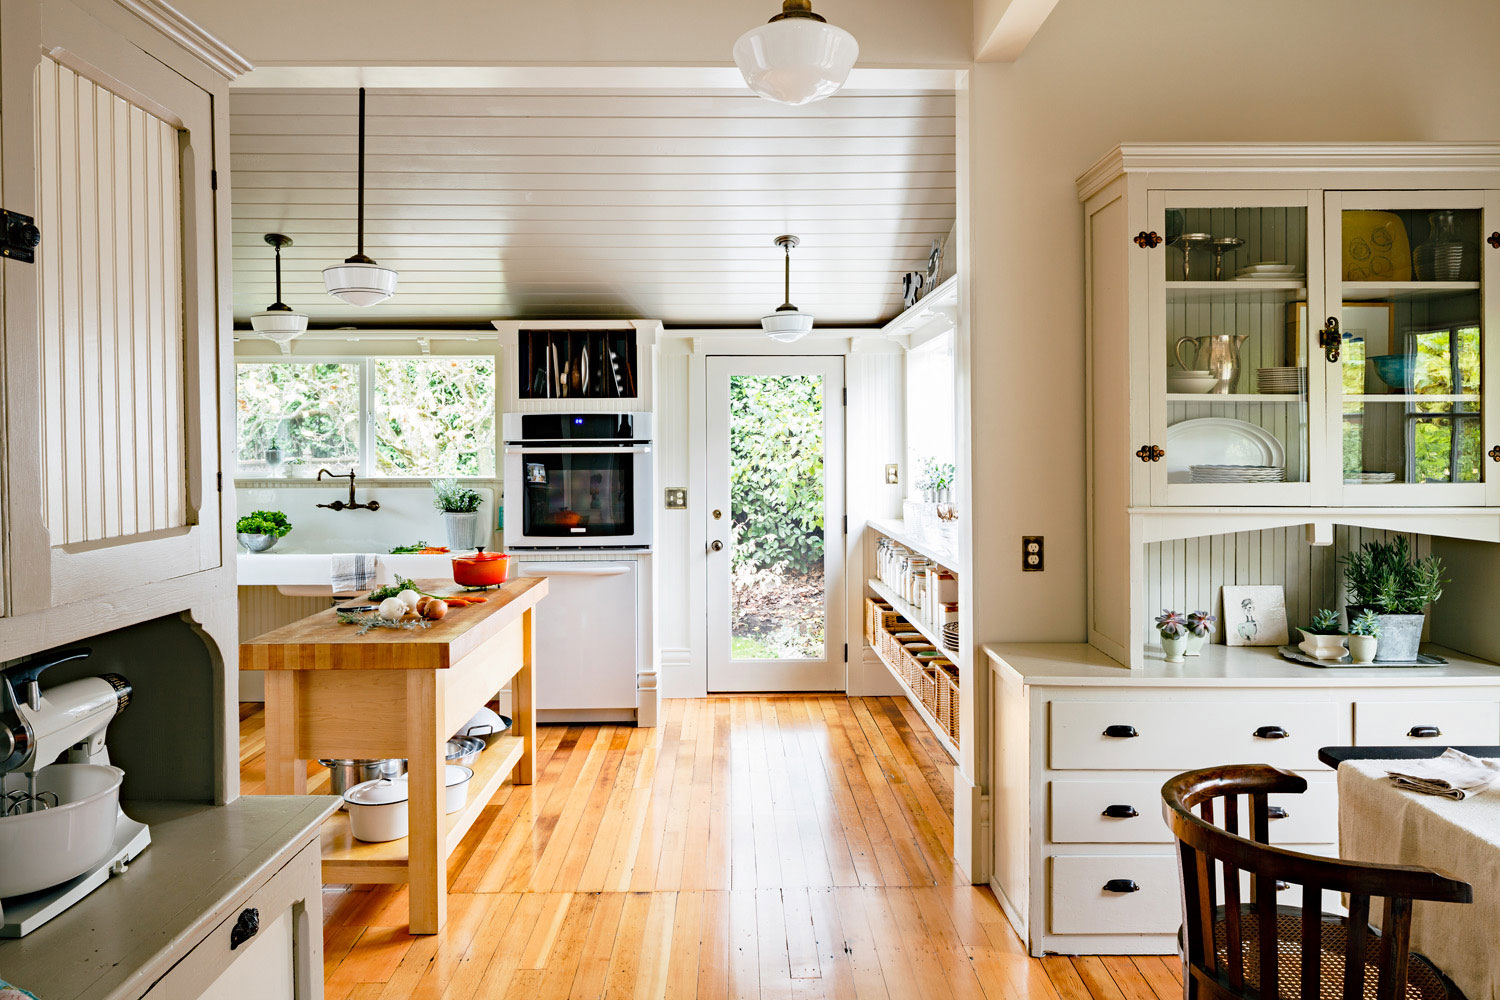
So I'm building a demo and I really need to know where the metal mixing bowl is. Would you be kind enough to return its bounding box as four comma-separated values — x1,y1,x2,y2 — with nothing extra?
445,736,485,767
238,532,281,553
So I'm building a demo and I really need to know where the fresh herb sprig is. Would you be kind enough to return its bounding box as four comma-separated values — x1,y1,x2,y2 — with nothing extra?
335,610,433,636
368,576,419,602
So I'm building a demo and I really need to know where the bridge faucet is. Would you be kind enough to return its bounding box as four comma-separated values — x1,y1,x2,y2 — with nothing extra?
315,469,380,512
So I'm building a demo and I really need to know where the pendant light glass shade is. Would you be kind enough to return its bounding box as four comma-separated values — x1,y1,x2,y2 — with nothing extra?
734,0,858,106
250,233,308,343
762,235,814,343
324,88,398,306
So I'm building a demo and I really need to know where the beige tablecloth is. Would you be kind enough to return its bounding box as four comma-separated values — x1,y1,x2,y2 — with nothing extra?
1338,760,1500,1000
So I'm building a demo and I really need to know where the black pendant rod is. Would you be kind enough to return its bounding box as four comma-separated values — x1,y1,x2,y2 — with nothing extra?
275,239,284,304
263,233,293,311
346,87,375,265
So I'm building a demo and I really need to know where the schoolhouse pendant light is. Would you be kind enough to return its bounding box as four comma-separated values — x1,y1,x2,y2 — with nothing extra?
734,0,858,106
250,233,308,343
323,87,398,306
762,235,814,343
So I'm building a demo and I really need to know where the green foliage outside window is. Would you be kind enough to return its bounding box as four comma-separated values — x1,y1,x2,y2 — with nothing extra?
729,374,825,577
236,363,360,474
374,358,495,477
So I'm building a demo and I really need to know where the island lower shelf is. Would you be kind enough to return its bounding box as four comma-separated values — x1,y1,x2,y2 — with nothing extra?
320,734,524,883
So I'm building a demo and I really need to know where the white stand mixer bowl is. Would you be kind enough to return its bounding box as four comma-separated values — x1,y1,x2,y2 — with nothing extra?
0,764,123,898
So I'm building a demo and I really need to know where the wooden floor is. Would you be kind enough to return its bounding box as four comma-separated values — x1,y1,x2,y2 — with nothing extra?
239,696,1179,1000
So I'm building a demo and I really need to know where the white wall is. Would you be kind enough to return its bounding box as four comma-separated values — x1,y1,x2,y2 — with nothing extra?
962,0,1500,655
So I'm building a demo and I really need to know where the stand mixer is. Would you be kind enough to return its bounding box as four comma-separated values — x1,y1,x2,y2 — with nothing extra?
0,647,151,937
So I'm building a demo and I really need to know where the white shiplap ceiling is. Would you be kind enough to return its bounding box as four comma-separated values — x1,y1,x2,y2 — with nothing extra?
229,88,955,328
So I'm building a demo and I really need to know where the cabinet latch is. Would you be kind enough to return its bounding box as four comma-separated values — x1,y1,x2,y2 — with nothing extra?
1488,231,1500,249
1,210,40,264
1319,316,1341,363
1133,230,1161,249
1489,445,1500,463
1134,445,1164,463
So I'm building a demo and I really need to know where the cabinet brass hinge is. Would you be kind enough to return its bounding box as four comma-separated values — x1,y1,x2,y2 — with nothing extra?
1489,445,1500,463
1319,316,1342,363
1133,230,1162,249
1135,444,1164,463
1488,231,1500,249
1,210,40,263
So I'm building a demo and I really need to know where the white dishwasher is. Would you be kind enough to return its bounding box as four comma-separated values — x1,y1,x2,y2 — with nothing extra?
513,560,639,720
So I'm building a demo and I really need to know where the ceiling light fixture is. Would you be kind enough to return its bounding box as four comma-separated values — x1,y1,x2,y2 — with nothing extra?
762,235,814,343
250,233,308,344
734,0,859,106
323,87,398,306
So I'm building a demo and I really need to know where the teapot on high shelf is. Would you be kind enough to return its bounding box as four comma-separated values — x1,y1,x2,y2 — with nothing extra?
1173,334,1249,394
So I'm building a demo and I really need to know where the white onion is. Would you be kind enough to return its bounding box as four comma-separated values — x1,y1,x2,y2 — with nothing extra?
378,597,408,621
397,589,421,610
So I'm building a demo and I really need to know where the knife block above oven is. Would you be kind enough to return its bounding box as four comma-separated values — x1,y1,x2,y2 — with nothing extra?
519,328,638,400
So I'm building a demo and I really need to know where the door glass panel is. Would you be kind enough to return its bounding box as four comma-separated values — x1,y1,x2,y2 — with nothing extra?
729,374,826,660
1337,207,1483,487
1163,203,1309,490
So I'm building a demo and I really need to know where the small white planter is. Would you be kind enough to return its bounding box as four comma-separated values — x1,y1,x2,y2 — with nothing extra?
1160,634,1188,662
443,510,480,550
1184,631,1208,656
1347,635,1378,664
1298,630,1348,660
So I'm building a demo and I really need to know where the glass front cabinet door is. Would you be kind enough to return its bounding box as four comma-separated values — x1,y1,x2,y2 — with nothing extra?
1141,187,1499,508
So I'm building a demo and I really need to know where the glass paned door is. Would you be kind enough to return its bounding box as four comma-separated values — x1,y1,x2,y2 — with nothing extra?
1324,192,1496,504
1148,191,1322,505
706,356,846,692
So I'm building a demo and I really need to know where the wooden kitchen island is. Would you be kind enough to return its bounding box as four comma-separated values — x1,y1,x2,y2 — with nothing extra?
241,576,547,933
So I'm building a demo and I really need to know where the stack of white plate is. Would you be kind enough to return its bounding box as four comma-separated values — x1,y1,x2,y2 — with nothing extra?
942,622,959,652
1190,465,1287,483
1234,262,1305,282
1257,367,1308,394
1345,471,1398,484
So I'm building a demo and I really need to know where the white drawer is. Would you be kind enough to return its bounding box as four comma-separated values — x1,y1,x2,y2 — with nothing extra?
1049,855,1180,934
1354,701,1500,746
1050,777,1337,845
1049,699,1349,771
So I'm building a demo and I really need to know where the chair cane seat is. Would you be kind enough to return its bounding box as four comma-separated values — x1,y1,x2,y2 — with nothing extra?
1207,906,1464,1000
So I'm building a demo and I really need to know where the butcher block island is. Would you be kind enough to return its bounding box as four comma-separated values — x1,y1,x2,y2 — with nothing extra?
241,576,548,934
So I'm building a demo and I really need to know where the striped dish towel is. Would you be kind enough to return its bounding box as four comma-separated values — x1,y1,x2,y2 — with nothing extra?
330,554,379,594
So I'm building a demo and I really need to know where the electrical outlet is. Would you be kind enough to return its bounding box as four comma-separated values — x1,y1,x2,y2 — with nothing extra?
1022,536,1044,572
663,487,687,509
884,463,900,485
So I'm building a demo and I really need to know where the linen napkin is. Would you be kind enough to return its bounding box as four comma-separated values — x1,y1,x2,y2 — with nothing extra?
1386,748,1500,799
330,553,379,594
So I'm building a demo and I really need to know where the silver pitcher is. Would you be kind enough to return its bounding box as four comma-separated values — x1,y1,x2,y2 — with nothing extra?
1173,334,1249,394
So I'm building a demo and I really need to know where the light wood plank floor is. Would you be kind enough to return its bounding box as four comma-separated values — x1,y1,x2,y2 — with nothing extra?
239,696,1178,1000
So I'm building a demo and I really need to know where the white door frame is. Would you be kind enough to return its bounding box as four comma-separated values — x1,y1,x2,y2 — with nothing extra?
704,355,846,692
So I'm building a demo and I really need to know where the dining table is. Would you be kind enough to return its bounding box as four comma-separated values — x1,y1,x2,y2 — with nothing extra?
1323,745,1500,1000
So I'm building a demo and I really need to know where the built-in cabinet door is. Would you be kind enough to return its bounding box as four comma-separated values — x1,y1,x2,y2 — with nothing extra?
0,0,221,614
1146,190,1325,506
1323,190,1498,506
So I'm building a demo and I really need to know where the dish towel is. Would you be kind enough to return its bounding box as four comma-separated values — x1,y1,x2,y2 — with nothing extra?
1385,748,1500,799
330,554,379,595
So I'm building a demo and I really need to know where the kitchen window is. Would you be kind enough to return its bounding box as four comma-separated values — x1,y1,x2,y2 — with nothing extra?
235,357,495,478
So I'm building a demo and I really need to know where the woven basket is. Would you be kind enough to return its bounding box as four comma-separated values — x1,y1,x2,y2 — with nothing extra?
864,597,899,645
900,643,938,689
917,666,940,715
934,664,960,743
882,627,921,666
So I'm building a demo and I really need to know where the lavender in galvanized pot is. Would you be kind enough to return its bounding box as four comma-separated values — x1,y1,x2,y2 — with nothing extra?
1340,537,1444,662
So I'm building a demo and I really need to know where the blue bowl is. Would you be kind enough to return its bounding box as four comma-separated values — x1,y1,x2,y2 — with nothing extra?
1370,354,1415,392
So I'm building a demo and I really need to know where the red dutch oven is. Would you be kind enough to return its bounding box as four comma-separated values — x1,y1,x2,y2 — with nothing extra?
451,546,509,588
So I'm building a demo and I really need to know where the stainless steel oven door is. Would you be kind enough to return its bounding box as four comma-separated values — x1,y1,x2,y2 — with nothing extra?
503,444,652,549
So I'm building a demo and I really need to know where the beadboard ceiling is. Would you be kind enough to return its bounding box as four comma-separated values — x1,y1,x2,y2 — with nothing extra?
229,88,955,328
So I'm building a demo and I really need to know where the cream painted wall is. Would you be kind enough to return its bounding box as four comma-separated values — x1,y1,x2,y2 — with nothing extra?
963,0,1500,654
170,0,969,69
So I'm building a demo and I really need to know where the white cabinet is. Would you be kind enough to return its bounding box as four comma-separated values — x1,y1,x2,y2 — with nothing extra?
514,560,641,718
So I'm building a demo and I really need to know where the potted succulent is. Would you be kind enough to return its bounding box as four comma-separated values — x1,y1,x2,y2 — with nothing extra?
1184,610,1216,656
237,509,292,553
1347,610,1381,664
264,438,283,472
1298,608,1348,660
1341,537,1445,661
1154,609,1189,663
432,478,484,550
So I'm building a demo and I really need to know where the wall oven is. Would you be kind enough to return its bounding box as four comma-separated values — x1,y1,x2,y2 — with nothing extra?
502,412,653,550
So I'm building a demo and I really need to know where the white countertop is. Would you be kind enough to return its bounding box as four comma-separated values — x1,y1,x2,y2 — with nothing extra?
984,641,1500,687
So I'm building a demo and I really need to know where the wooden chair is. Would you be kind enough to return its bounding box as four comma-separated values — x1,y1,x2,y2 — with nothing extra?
1161,765,1472,1000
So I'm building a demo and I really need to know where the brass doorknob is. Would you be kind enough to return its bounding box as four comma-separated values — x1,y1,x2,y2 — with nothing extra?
712,509,723,520
710,540,724,552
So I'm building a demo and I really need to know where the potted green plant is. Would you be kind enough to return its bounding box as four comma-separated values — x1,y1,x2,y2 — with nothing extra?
1298,608,1347,660
432,478,484,550
1340,537,1444,661
1154,610,1188,663
236,509,292,553
1347,610,1381,664
1184,610,1216,656
921,458,956,504
264,438,283,472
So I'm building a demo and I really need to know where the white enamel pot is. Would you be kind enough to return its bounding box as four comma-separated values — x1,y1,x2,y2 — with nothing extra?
0,763,123,897
343,776,409,843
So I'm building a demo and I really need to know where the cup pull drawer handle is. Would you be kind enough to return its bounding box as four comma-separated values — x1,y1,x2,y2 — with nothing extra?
1266,806,1289,820
1103,725,1139,738
1408,725,1442,738
1253,725,1290,740
230,907,260,950
1102,804,1139,819
1103,879,1140,893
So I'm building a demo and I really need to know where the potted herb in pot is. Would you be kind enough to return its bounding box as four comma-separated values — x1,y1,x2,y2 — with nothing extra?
1154,610,1189,663
1298,608,1348,660
264,438,283,474
432,478,484,551
1184,610,1215,656
237,509,292,553
1341,537,1445,661
1347,610,1381,664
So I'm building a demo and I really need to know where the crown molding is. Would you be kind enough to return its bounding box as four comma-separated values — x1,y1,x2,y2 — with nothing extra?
115,0,252,79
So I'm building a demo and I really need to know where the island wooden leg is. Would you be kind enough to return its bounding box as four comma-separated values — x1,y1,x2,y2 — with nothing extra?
264,672,306,795
406,670,447,934
513,606,536,786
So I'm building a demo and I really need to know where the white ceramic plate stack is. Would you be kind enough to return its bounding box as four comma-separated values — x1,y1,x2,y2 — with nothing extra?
1257,367,1308,394
1166,417,1287,484
942,622,959,652
1189,465,1287,484
1345,471,1398,484
1234,261,1305,282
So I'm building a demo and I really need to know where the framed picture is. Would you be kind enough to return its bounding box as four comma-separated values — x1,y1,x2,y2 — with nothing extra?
1221,585,1288,646
1285,301,1394,392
